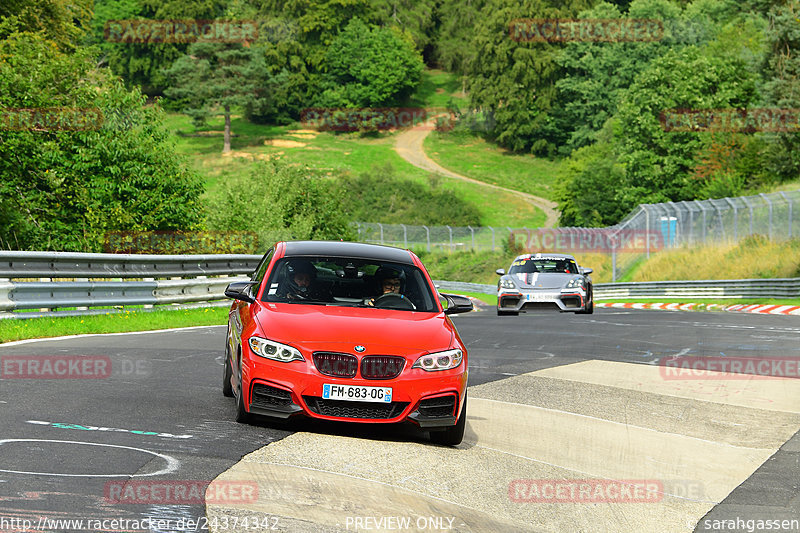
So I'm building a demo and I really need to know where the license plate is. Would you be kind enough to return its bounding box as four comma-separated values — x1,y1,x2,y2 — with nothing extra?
322,384,392,403
527,293,557,302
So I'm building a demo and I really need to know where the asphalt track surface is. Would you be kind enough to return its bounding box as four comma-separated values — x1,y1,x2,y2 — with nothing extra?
0,308,798,532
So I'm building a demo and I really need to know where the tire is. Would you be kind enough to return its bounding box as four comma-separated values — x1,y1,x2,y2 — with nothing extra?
576,290,594,314
497,308,519,316
222,341,234,398
430,393,467,446
234,358,251,424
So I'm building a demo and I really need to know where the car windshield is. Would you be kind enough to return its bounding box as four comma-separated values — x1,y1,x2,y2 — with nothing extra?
261,256,439,312
509,257,578,275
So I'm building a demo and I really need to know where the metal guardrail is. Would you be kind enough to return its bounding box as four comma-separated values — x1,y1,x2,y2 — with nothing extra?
592,278,800,300
435,279,800,300
0,277,249,312
0,251,261,278
0,251,798,318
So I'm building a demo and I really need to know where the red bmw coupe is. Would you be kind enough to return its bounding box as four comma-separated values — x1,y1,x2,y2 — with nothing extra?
223,241,473,445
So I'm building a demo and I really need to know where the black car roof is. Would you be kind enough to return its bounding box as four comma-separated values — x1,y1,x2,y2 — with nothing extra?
283,241,414,264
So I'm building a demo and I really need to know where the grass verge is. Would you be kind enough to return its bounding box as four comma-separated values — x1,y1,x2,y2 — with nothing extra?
424,131,563,201
0,307,228,343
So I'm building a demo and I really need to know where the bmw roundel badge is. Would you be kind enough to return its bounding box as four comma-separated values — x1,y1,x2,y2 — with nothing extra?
354,345,366,353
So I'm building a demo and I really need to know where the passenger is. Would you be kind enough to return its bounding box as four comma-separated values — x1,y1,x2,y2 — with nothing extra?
280,259,323,301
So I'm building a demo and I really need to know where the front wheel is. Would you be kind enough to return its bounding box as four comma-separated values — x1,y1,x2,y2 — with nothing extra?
430,393,467,446
234,360,251,424
576,292,594,314
222,342,234,397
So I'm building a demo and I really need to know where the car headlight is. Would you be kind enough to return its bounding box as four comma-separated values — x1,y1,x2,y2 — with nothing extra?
412,349,463,372
248,337,304,363
563,277,585,290
499,278,516,289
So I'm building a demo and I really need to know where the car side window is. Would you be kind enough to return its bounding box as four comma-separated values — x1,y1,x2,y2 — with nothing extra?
251,248,274,284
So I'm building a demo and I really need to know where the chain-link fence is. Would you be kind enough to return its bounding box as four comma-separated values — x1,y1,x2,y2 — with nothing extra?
355,189,800,281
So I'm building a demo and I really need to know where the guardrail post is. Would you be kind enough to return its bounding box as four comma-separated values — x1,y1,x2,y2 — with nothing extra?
468,226,475,250
489,226,495,251
424,225,430,252
446,225,453,251
378,223,384,245
401,224,407,248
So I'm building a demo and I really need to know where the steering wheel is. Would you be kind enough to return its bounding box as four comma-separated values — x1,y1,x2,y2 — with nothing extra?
372,293,416,310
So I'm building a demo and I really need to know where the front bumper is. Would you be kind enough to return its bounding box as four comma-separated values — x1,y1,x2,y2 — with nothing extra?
242,353,467,427
497,289,585,312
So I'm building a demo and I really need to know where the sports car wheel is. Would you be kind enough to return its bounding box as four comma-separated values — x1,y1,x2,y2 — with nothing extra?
234,359,252,424
222,341,234,398
576,291,594,314
430,393,467,446
497,308,518,316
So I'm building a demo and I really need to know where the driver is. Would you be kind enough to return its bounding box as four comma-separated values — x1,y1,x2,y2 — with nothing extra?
365,266,406,306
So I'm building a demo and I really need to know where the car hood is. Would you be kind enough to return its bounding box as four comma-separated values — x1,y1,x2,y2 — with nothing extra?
511,272,573,289
254,303,455,354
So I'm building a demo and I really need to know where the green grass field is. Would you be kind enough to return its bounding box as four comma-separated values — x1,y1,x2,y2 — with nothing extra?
0,307,228,343
424,132,564,201
164,68,552,229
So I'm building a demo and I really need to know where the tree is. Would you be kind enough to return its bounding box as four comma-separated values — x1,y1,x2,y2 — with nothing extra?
760,1,800,181
553,0,686,154
556,120,628,227
165,42,274,153
0,0,92,51
89,0,227,96
615,46,758,208
0,33,203,251
206,160,355,244
315,18,424,107
464,0,593,156
436,0,486,75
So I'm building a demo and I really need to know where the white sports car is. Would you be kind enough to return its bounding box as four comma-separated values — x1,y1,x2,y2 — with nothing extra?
495,253,594,316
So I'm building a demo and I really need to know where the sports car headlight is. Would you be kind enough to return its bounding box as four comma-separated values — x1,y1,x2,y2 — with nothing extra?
248,337,304,363
412,349,463,372
563,277,585,290
499,278,516,289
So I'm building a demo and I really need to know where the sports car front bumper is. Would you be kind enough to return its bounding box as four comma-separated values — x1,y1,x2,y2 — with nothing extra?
497,289,585,312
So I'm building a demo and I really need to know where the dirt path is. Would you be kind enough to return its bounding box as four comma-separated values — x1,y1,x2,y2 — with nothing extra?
394,118,560,228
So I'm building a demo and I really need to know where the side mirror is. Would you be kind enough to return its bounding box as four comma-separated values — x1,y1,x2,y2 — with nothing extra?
440,293,474,315
581,267,593,275
225,281,256,303
495,268,506,276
